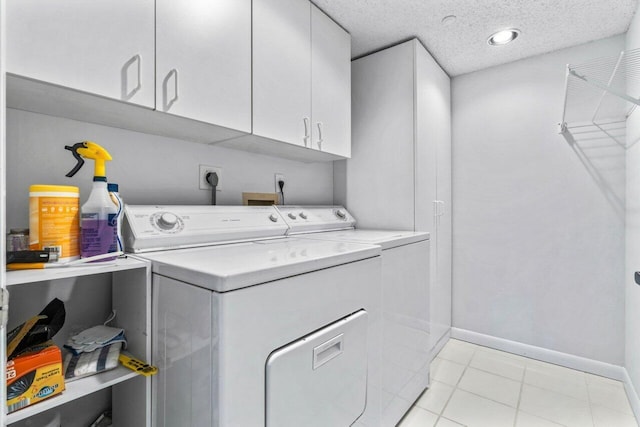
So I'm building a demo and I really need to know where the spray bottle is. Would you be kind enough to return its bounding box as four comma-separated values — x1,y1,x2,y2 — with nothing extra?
65,141,118,260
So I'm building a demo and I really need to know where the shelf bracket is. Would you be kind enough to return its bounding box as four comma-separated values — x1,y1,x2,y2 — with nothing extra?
0,288,9,328
568,69,640,107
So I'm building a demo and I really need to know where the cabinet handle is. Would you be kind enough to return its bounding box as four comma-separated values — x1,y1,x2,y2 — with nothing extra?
121,54,142,101
163,69,179,111
316,122,324,151
303,117,311,147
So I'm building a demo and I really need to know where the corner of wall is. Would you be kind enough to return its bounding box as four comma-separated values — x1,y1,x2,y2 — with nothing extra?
625,1,640,421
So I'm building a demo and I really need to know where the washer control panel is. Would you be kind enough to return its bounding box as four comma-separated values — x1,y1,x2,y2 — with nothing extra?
123,205,288,252
275,206,356,234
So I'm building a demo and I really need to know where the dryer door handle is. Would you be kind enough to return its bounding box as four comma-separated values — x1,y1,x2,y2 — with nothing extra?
313,333,344,370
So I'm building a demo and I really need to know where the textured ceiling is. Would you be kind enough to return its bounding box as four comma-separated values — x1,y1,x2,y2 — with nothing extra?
312,0,638,76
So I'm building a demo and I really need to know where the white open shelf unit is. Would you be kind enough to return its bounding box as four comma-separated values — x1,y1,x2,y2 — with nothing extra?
5,257,151,426
559,48,640,147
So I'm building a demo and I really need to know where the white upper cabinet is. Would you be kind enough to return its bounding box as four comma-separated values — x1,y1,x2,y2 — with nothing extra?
253,0,312,148
311,5,351,158
252,0,351,158
156,0,251,133
7,0,155,108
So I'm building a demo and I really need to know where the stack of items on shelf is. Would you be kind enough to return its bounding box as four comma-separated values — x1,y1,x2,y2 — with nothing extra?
6,300,129,415
5,140,125,272
63,322,126,381
6,299,66,413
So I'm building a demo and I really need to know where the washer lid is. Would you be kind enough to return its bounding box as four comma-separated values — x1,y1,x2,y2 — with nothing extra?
275,206,356,234
140,237,381,292
300,229,430,250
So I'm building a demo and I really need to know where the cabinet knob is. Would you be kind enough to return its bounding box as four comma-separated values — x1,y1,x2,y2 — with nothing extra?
163,69,179,111
123,54,142,101
303,117,311,147
316,122,323,151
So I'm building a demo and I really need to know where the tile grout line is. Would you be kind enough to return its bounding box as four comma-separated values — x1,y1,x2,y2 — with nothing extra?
517,363,580,427
512,361,527,427
433,343,478,427
585,374,597,427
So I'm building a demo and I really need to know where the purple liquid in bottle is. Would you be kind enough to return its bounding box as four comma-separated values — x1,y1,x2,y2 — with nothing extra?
81,214,117,260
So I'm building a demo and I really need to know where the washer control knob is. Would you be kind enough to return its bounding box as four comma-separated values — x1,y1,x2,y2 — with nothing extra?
269,214,279,222
299,212,307,219
157,212,179,230
335,209,346,219
288,213,297,220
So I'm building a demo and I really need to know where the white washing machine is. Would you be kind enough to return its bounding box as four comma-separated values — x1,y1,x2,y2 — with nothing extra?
122,205,383,427
276,206,431,427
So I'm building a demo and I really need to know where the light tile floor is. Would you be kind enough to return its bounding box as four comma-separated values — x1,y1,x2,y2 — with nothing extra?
399,339,638,427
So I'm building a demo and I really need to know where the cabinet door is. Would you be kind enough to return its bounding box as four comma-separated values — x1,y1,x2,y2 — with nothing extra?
7,0,154,108
253,0,311,147
347,41,416,229
415,41,452,349
311,5,351,157
156,0,251,133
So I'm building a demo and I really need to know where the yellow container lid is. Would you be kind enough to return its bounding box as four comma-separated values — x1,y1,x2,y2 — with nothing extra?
29,185,80,193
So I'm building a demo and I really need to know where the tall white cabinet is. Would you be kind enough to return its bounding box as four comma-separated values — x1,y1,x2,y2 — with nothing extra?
341,39,452,355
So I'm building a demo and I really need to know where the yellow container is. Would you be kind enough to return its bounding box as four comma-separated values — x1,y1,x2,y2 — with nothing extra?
29,185,80,261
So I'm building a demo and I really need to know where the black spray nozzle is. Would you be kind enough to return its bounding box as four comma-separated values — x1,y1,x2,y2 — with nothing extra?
64,142,88,177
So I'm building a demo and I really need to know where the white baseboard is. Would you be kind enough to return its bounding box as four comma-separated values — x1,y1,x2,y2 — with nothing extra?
450,327,640,421
623,369,640,422
450,327,623,379
430,329,451,362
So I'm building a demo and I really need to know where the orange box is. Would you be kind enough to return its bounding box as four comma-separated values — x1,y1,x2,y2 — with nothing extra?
6,341,65,413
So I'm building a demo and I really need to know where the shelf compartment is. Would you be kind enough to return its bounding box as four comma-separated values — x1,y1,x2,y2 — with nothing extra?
559,48,640,146
7,365,138,424
6,258,151,426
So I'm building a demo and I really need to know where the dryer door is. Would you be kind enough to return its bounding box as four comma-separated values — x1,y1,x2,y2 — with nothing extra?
266,310,368,427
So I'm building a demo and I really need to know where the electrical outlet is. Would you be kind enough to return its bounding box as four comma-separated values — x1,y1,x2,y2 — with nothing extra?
274,173,286,193
199,165,222,191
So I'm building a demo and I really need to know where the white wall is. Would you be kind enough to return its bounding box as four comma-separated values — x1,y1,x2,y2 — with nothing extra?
5,109,334,228
452,35,626,364
626,3,640,406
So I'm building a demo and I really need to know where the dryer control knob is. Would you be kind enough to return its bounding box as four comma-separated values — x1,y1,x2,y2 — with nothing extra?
269,214,279,222
288,213,297,220
299,212,307,219
335,209,346,219
157,212,179,230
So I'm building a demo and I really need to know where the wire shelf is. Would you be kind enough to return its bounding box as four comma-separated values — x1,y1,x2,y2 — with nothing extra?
559,48,640,147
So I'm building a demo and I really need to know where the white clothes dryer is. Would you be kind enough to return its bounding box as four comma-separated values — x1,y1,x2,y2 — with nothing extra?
123,205,383,427
276,206,431,427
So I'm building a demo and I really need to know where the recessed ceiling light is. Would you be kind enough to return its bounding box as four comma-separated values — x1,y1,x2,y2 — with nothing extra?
487,28,520,46
441,15,457,25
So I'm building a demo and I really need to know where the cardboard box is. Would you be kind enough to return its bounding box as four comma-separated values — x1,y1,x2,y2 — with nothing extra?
7,341,65,413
